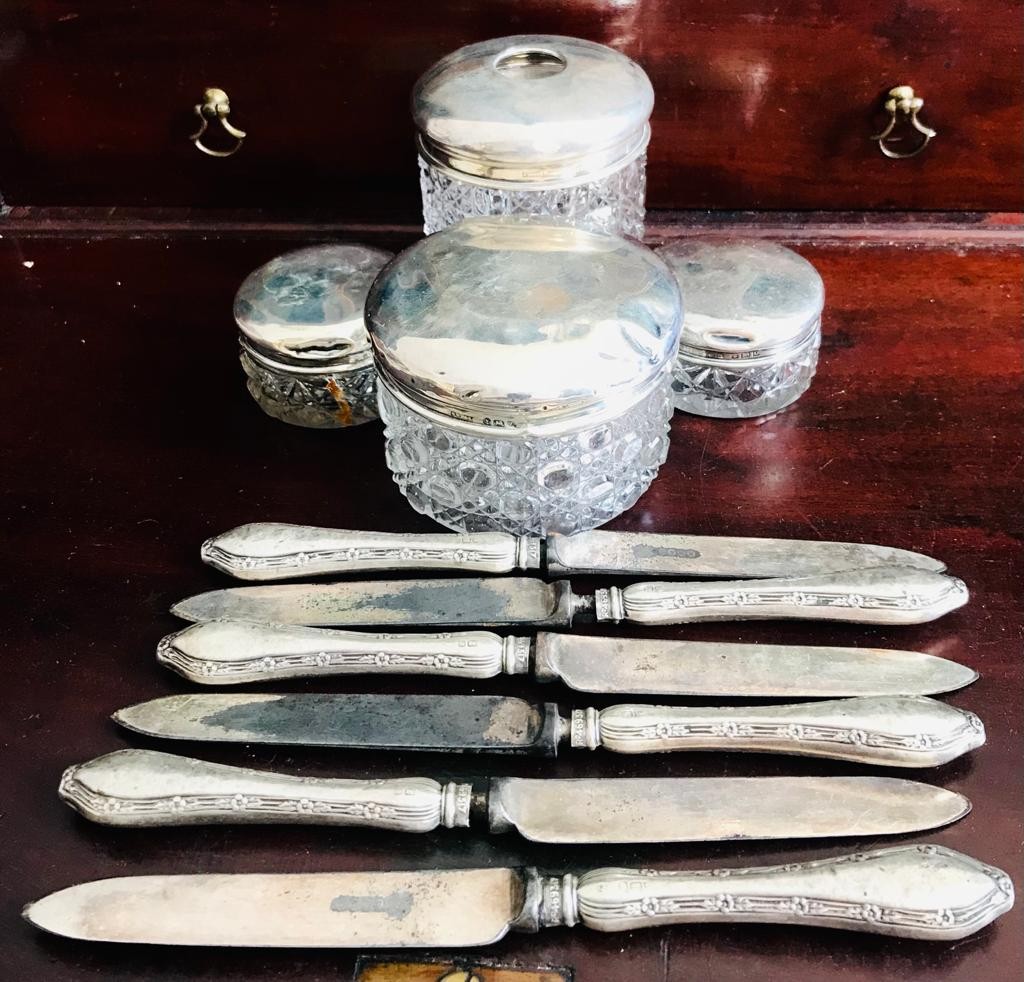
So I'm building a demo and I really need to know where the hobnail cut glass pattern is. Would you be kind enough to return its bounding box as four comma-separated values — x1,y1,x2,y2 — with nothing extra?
419,155,646,238
672,336,820,419
240,350,378,428
378,373,674,535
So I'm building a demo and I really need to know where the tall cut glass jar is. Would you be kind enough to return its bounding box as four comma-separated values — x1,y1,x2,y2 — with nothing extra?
658,240,825,419
234,244,392,428
365,217,682,536
412,36,653,239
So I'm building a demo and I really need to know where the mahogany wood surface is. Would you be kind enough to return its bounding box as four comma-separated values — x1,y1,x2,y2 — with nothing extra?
0,1,1021,213
1,222,1022,980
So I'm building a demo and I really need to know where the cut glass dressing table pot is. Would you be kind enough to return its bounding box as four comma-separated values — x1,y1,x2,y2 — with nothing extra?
234,243,392,428
658,240,825,418
365,216,683,535
413,35,653,237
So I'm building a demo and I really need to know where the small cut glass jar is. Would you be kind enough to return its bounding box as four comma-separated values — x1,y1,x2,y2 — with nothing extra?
234,244,392,428
365,217,682,535
658,240,825,419
412,35,653,239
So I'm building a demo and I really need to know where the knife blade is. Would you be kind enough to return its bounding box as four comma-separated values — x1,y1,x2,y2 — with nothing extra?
170,567,969,628
24,845,1013,945
201,523,947,580
112,693,986,767
157,620,979,696
60,749,971,843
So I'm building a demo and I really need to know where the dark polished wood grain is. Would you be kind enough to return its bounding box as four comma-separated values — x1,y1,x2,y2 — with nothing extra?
1,222,1021,981
0,1,1021,212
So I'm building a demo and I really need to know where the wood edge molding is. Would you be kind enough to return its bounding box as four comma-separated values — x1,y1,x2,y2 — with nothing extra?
0,207,1020,247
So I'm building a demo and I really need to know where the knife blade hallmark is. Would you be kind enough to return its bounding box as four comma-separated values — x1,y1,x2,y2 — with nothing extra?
59,750,971,843
158,621,978,696
112,694,986,767
201,523,947,580
24,846,1013,945
171,568,968,628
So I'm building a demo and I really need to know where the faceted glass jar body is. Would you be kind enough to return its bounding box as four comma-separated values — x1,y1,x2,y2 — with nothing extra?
240,346,379,429
413,36,652,237
671,324,821,419
378,369,674,535
365,218,682,536
233,243,392,429
419,154,646,238
658,240,824,419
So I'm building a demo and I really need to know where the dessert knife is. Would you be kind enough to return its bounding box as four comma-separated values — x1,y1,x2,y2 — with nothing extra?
113,693,986,767
171,567,969,628
60,749,971,843
202,523,947,580
158,621,979,697
24,845,1014,945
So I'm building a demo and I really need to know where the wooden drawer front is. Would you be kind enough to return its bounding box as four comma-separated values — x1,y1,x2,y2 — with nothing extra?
0,1,1020,213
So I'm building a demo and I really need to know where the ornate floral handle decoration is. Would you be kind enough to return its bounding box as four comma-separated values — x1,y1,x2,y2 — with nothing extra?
568,695,985,767
157,620,531,684
521,845,1013,941
60,750,472,832
593,568,968,626
201,523,540,580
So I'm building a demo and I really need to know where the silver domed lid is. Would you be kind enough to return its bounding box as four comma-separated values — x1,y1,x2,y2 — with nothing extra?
366,217,682,433
412,35,653,187
234,244,392,369
658,240,824,360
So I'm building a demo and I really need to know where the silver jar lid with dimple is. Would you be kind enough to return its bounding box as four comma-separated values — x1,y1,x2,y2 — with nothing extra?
657,240,824,364
365,217,682,435
412,35,653,188
234,244,393,371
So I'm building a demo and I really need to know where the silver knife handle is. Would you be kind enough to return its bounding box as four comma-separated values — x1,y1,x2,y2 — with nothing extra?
201,523,541,580
594,568,968,626
569,696,985,767
59,750,473,832
526,846,1013,940
158,621,532,685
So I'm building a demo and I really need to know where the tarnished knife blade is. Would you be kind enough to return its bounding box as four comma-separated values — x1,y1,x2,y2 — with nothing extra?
171,578,573,628
534,635,979,697
113,693,985,767
491,776,970,843
545,530,947,578
114,694,561,755
23,869,518,947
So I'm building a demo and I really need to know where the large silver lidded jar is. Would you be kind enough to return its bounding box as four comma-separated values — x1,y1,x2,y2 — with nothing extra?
413,35,653,238
234,244,392,428
365,217,683,535
658,240,825,418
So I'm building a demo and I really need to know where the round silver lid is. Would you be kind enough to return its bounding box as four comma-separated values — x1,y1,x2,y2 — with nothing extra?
234,244,392,369
366,217,682,433
658,240,824,360
412,35,653,187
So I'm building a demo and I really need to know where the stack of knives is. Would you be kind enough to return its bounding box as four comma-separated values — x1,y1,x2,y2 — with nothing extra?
25,524,1014,950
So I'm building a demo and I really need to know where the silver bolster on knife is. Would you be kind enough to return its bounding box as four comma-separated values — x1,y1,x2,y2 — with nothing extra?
518,846,1013,941
593,568,969,626
59,750,473,832
568,696,985,766
157,621,532,685
201,523,541,579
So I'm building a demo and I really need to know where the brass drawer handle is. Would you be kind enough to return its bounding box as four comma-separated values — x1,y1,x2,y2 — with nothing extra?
872,85,936,159
190,87,247,157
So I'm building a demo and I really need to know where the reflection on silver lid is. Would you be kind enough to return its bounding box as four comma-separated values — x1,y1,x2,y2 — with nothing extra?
412,35,653,187
366,217,682,432
658,240,824,358
234,244,392,368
